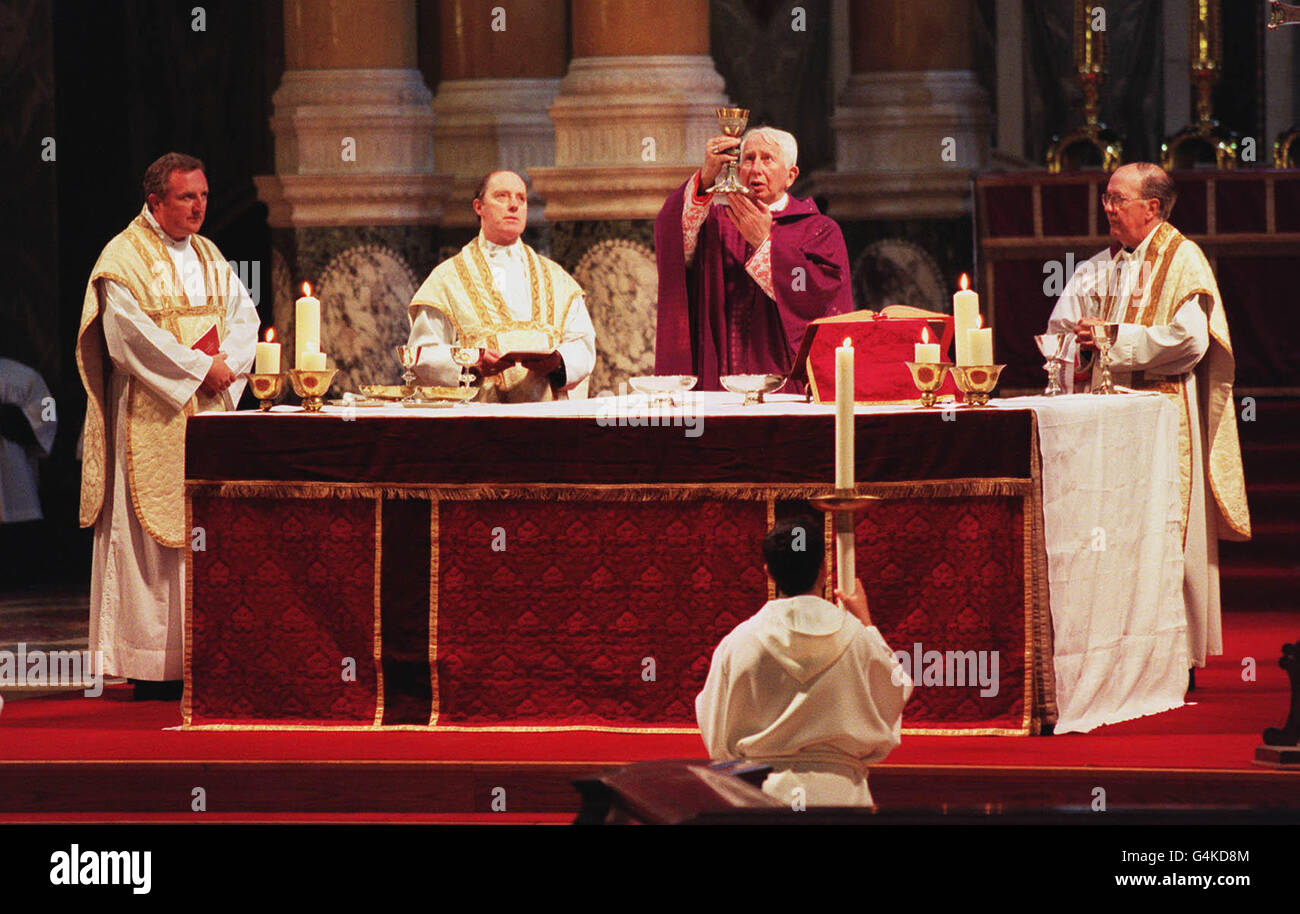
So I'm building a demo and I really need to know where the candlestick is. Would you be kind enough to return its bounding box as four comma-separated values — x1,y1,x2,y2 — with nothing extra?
295,282,321,369
953,274,980,366
255,327,281,375
835,337,854,490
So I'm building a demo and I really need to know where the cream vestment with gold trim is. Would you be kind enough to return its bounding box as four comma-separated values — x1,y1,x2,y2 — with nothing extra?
407,235,594,402
1046,220,1251,665
77,206,258,679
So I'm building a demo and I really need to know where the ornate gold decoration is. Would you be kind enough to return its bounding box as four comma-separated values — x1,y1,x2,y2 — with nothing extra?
1047,2,1123,172
1161,0,1238,169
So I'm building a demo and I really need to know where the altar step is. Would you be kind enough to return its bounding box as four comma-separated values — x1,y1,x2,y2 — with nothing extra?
2,760,1297,820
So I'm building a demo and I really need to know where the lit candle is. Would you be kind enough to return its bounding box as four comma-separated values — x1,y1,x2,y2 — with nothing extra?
914,326,941,363
967,314,994,366
953,273,980,366
835,337,855,490
295,282,321,369
255,326,281,374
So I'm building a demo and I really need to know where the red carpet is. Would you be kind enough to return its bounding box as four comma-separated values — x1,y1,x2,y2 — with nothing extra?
2,612,1292,772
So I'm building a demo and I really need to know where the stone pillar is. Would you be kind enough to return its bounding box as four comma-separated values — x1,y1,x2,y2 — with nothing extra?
255,0,451,393
530,0,729,393
432,0,566,230
813,0,991,220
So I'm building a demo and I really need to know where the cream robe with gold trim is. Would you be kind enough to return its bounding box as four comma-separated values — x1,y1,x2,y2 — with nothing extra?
77,207,258,679
407,237,590,403
1047,220,1251,665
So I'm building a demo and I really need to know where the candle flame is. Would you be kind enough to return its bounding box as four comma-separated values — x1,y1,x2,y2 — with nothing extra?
959,273,970,291
976,314,984,330
921,326,931,344
842,337,852,348
301,281,313,297
264,327,276,344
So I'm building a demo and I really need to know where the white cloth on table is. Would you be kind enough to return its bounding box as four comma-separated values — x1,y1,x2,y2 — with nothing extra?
89,205,258,681
408,231,596,391
695,594,912,806
998,393,1188,732
0,358,57,523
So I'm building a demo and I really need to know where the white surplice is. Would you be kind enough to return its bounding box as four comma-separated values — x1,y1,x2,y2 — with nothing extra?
1046,227,1221,666
407,231,596,393
695,594,913,806
0,358,57,523
88,205,259,681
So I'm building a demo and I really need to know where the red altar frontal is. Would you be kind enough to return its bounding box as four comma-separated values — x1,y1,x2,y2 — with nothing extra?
184,401,1052,735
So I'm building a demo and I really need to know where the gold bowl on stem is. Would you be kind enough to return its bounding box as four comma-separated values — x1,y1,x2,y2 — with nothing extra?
248,373,284,411
950,364,1005,408
288,368,338,413
904,362,952,408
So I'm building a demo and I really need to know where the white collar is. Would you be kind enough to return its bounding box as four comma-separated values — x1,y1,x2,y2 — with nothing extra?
478,230,524,261
1115,223,1161,262
768,193,789,213
141,204,190,251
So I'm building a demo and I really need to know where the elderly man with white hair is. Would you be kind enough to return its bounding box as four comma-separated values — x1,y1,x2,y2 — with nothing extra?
655,126,853,391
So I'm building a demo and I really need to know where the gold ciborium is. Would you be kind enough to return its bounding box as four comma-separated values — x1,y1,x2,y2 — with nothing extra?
950,365,1005,408
904,362,952,408
706,107,751,196
288,368,338,413
248,373,285,412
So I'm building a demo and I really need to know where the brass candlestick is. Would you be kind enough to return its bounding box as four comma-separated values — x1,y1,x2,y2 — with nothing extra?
950,365,1006,407
810,491,880,597
1161,0,1237,169
904,361,952,408
1047,1,1123,172
1269,0,1300,28
288,368,338,413
248,373,285,411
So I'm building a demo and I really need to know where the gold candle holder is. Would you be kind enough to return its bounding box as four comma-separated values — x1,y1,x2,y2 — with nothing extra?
950,364,1006,408
904,361,952,408
248,373,285,411
288,368,338,413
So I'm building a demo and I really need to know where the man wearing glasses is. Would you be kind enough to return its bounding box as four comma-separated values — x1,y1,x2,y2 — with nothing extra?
1045,162,1251,680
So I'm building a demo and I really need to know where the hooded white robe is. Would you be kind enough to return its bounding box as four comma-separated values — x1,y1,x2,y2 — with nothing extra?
695,594,913,807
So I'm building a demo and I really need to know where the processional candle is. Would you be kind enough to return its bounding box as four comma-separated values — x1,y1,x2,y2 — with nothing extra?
834,337,856,588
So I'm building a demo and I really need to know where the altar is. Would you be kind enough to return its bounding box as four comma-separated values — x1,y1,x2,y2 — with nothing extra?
183,391,1186,736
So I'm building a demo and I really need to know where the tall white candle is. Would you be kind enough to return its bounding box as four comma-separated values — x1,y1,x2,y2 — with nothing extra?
254,326,281,374
953,273,980,366
835,337,855,490
295,282,321,369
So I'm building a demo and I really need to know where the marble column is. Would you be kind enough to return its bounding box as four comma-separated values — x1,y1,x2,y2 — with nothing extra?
531,0,730,393
255,0,451,393
812,0,992,312
432,0,566,234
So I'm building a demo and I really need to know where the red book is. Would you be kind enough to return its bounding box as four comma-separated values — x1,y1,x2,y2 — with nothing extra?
190,324,220,356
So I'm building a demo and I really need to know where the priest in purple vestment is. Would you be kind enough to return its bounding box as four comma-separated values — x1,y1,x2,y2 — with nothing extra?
654,126,853,391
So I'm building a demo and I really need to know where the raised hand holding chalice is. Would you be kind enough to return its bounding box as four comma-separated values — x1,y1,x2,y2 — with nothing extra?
704,107,751,196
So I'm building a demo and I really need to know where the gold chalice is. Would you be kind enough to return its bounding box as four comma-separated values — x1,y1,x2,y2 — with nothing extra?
1093,322,1120,395
288,368,338,413
248,373,285,412
705,107,751,196
950,364,1005,408
904,362,952,408
396,345,422,402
